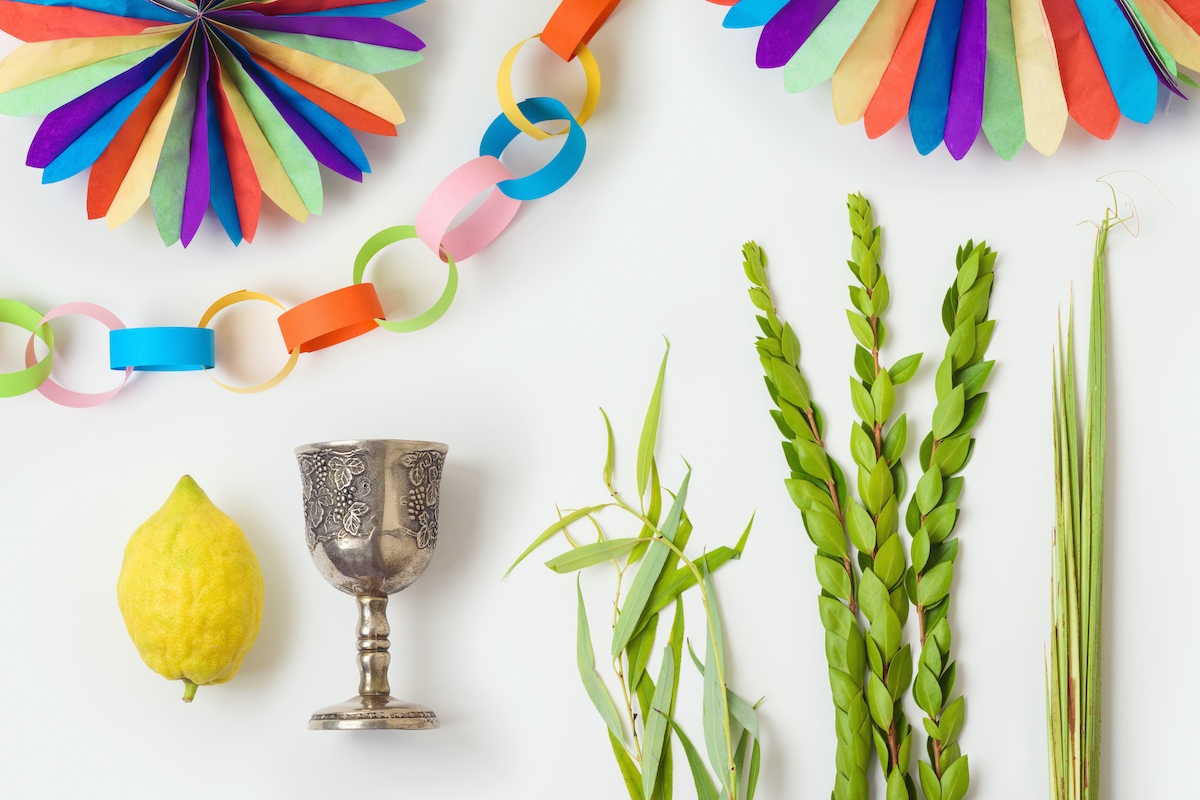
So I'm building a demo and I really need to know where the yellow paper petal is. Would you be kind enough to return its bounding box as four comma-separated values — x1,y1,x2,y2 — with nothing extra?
832,0,920,125
214,22,404,124
106,49,189,230
0,26,187,94
1011,0,1067,155
218,64,308,223
1134,0,1200,71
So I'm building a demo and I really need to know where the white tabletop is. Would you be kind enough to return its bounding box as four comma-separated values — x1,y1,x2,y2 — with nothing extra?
0,1,1195,797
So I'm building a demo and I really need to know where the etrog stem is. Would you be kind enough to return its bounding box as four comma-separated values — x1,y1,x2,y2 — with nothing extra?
182,680,198,703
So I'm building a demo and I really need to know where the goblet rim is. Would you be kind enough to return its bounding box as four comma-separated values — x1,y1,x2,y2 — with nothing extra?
294,439,449,455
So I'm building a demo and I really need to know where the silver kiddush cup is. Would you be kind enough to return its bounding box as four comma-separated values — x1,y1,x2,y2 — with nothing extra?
295,439,447,730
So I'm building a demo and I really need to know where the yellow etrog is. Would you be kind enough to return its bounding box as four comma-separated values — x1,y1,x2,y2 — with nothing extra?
117,475,264,702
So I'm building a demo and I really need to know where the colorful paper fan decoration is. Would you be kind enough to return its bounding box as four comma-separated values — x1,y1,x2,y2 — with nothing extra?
0,0,425,245
709,0,1200,159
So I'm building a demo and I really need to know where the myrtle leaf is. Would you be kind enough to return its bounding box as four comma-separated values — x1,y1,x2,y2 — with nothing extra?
918,761,942,800
747,287,771,312
882,415,907,465
804,510,849,559
850,378,876,425
772,360,812,410
781,323,801,365
935,356,953,402
932,385,965,439
917,562,954,606
889,353,922,384
815,554,852,600
873,274,891,314
958,360,994,399
940,756,970,800
851,423,877,469
871,369,895,424
855,345,876,385
794,437,832,482
916,467,943,516
847,501,877,553
847,310,876,350
911,528,931,573
866,457,894,515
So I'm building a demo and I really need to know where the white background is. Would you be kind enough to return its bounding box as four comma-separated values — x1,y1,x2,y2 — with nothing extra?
1,1,1197,798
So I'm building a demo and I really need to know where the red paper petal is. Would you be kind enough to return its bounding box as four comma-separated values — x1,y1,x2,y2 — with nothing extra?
256,58,396,137
863,0,937,139
212,60,261,243
0,0,160,41
1043,0,1120,139
86,39,189,219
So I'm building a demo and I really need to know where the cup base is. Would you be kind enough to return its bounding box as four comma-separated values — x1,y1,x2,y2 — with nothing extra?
308,695,439,731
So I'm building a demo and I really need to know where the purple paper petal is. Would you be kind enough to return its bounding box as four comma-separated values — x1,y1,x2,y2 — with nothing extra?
210,10,423,50
944,0,986,160
27,36,186,168
756,0,841,69
181,41,212,247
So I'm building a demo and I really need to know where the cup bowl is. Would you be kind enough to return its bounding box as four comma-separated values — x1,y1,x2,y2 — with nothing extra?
295,439,447,596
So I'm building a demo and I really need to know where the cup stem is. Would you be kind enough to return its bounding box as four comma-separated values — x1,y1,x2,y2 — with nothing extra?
356,595,391,696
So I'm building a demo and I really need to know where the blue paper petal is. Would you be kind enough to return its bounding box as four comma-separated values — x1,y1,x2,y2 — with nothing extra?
1076,0,1159,123
724,0,790,29
206,80,242,244
909,0,964,155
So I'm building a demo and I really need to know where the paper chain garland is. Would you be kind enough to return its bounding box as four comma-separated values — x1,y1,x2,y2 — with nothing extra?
0,0,426,245
706,0,1200,158
0,0,620,407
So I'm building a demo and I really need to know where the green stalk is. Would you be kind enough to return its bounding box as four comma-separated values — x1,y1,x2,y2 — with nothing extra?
841,194,921,800
741,240,872,800
1048,211,1109,800
906,240,998,800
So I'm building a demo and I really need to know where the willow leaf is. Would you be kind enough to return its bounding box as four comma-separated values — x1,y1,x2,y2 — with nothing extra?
627,614,660,692
641,647,676,800
669,599,685,715
637,342,670,498
506,505,609,576
685,639,760,740
637,546,739,636
609,730,645,800
746,739,761,800
545,538,641,573
577,579,624,742
701,563,734,798
669,719,720,800
602,408,616,488
612,471,690,658
630,460,663,565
